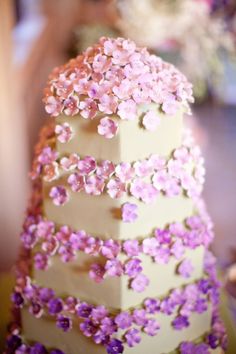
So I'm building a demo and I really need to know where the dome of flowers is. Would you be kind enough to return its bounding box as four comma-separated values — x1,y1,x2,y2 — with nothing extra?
43,37,194,120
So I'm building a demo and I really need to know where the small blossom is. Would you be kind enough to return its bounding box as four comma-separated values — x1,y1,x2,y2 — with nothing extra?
85,175,105,195
11,292,24,307
43,162,59,182
34,253,49,270
144,298,160,314
125,328,141,347
79,98,97,119
101,239,121,259
172,315,190,330
130,273,149,292
97,117,118,139
132,309,148,326
67,173,85,192
115,162,134,182
115,311,132,329
48,298,63,315
142,111,161,131
29,343,47,354
89,263,105,283
162,98,179,115
93,54,112,73
49,186,69,206
77,156,96,175
154,247,170,264
91,306,108,324
106,339,124,354
117,99,137,120
55,123,73,143
133,160,153,177
56,315,72,332
121,203,138,223
177,259,194,278
171,239,185,259
152,170,169,191
123,239,140,256
105,259,123,277
76,302,93,319
143,319,160,336
80,319,97,337
107,178,126,199
98,94,118,114
45,96,62,116
124,258,143,277
38,147,58,165
60,153,79,171
64,96,79,116
142,237,159,257
96,160,115,178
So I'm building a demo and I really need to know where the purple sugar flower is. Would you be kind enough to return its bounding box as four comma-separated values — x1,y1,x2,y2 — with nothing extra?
130,273,149,293
105,259,123,277
177,259,194,278
6,335,22,350
198,279,211,294
144,298,160,314
101,240,121,259
194,298,208,314
123,239,140,256
93,329,110,344
89,263,105,283
171,239,185,259
132,309,148,326
172,315,190,330
160,297,175,315
114,312,132,330
124,258,142,278
179,342,195,354
80,319,97,337
39,288,55,304
11,292,24,307
121,203,138,223
56,315,72,332
106,339,124,354
48,298,63,315
143,318,160,336
154,246,170,264
194,343,210,353
91,305,108,324
29,343,47,354
154,229,171,244
16,344,29,353
100,317,118,336
207,333,219,349
125,328,141,347
29,302,43,318
76,302,93,318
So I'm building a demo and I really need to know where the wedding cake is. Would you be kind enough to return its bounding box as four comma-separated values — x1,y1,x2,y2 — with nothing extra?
6,37,226,354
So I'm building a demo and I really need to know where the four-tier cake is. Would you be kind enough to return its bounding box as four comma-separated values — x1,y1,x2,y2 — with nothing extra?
6,37,226,354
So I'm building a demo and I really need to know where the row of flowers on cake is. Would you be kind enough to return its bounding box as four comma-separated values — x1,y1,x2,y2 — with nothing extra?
4,331,227,354
44,37,193,120
21,212,213,291
12,270,220,353
31,142,205,206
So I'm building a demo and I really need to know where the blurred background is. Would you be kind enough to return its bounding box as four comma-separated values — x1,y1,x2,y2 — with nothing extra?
0,0,236,350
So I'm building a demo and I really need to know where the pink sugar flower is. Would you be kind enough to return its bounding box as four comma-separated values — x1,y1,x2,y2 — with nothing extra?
132,87,150,104
96,160,115,178
131,273,149,293
141,183,158,204
142,237,159,257
103,39,117,56
67,173,85,192
87,82,102,99
112,48,130,66
101,239,121,259
154,247,170,265
97,117,118,139
117,99,137,121
130,179,146,199
122,203,138,223
79,98,97,119
77,156,96,175
104,259,123,277
177,259,194,278
38,147,58,165
133,309,148,326
89,263,105,283
98,94,118,114
107,178,126,199
53,74,73,98
152,170,169,191
167,159,183,178
173,147,190,164
60,153,79,171
55,123,73,143
64,96,79,116
162,98,179,115
113,79,135,100
148,154,166,171
41,237,59,256
123,239,140,257
45,96,62,117
144,319,160,336
84,175,105,195
115,162,134,182
165,178,181,197
133,160,153,177
142,111,161,131
124,258,143,278
171,239,185,259
34,252,49,270
43,162,59,182
93,54,112,73
49,186,69,206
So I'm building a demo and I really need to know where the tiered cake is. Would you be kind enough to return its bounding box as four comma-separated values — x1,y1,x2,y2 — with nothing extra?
6,37,226,354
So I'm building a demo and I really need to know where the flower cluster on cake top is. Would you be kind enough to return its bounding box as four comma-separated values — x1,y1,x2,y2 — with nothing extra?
43,37,194,135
